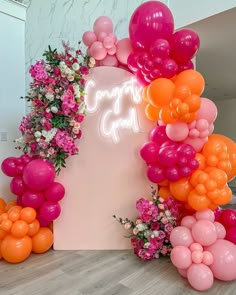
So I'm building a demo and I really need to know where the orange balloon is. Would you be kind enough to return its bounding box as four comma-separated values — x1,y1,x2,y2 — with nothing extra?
184,94,201,112
0,219,12,232
0,228,7,240
174,70,205,96
169,178,192,202
158,187,171,200
1,235,32,263
0,240,2,259
147,78,175,107
205,167,228,188
195,153,206,170
11,220,29,238
32,227,53,254
5,201,17,212
174,85,191,99
20,207,37,224
142,86,149,103
28,219,40,237
0,199,6,212
0,213,8,223
160,106,177,124
8,210,20,222
145,104,160,121
188,191,210,211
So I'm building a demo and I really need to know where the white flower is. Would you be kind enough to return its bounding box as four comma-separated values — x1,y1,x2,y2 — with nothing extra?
65,67,74,75
72,63,80,71
34,131,41,138
144,242,150,249
51,106,58,113
15,137,25,144
73,84,81,97
42,130,47,137
136,224,147,231
44,128,57,143
153,230,159,237
45,93,54,102
165,210,171,217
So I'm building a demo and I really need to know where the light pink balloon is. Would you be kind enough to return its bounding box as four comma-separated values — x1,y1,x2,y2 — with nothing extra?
191,250,203,264
195,209,215,222
196,119,209,131
190,242,203,252
116,38,133,65
170,245,192,269
214,221,226,239
206,239,236,281
202,251,214,266
187,264,214,291
192,220,217,246
99,55,118,67
97,32,107,42
89,41,107,60
170,226,194,247
181,216,196,229
107,45,116,55
184,137,207,152
82,31,97,47
189,129,200,138
197,97,218,124
103,36,114,49
178,268,188,278
93,16,113,36
166,122,189,141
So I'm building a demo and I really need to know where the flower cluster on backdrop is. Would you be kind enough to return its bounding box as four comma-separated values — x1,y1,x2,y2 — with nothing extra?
114,188,183,260
16,41,95,173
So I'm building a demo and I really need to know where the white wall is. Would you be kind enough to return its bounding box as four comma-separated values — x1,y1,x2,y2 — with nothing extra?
0,0,26,201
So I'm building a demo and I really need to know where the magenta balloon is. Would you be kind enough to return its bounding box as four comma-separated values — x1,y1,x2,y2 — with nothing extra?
226,227,236,244
149,39,170,59
147,164,165,183
39,201,61,222
177,144,196,159
23,159,55,191
214,208,223,222
22,190,45,208
158,146,178,166
129,1,174,50
188,158,199,170
16,195,23,206
187,264,214,291
177,60,194,73
170,245,192,269
170,29,200,63
19,154,31,165
127,52,139,72
221,209,236,227
179,166,192,178
1,157,18,177
140,142,159,163
150,126,168,145
206,239,236,281
37,213,51,227
44,182,65,202
161,58,178,78
10,176,26,196
165,166,180,181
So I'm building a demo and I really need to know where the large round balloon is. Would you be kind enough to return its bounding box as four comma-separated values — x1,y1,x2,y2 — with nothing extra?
129,1,174,50
32,227,53,254
23,159,55,191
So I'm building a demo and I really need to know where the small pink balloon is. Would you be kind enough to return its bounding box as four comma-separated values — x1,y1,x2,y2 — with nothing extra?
178,268,187,278
82,31,97,47
189,129,200,138
196,119,209,131
192,220,217,246
214,221,226,239
170,226,194,247
202,251,214,266
89,41,107,60
99,55,118,67
93,16,113,36
195,209,215,222
187,264,214,291
170,245,192,269
107,45,116,55
166,122,189,141
199,130,209,138
97,32,107,42
147,164,165,184
209,123,214,134
190,242,203,252
206,239,236,281
184,137,207,152
197,97,218,124
10,176,26,196
116,38,133,65
103,36,114,49
191,250,203,264
181,216,196,229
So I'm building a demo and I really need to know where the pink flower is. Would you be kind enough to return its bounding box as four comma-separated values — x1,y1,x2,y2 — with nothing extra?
164,223,173,235
80,66,89,75
30,142,37,152
124,223,131,230
76,114,84,123
53,67,61,76
160,246,168,255
133,228,139,235
151,221,160,230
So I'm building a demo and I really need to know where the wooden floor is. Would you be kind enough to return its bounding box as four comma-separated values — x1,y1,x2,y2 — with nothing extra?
0,250,236,295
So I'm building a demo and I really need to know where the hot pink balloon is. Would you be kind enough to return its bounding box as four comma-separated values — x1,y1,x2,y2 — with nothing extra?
177,60,194,73
37,213,51,227
197,98,218,124
150,39,170,59
191,220,217,246
129,1,174,50
82,31,97,47
150,126,169,145
170,245,192,269
147,164,165,183
221,209,236,227
206,239,236,281
10,176,26,196
170,29,200,63
93,16,113,36
1,157,18,177
116,38,133,65
39,201,61,222
22,190,45,208
44,182,65,202
187,264,214,291
89,41,107,60
140,141,159,163
166,122,189,141
23,159,55,191
170,226,194,247
225,227,236,244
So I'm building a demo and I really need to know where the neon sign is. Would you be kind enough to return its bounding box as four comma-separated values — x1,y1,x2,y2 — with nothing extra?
85,78,143,143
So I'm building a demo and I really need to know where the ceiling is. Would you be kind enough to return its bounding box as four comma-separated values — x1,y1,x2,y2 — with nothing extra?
187,7,236,101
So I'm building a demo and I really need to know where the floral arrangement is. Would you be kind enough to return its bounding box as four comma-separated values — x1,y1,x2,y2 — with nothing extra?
16,41,96,173
114,188,183,260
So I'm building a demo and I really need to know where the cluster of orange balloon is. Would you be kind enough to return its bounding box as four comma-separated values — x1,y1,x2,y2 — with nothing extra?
0,199,53,263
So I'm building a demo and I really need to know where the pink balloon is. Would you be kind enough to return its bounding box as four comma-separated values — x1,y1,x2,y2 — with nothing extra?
22,190,45,208
181,216,196,229
170,226,194,247
184,137,207,152
191,250,203,264
196,119,209,131
206,239,236,281
37,213,51,227
177,60,194,73
171,245,192,269
1,157,18,177
16,195,23,206
178,268,187,278
89,41,107,60
82,31,97,47
97,32,107,42
202,251,214,266
225,227,236,244
170,29,200,63
44,182,65,202
190,242,203,252
146,164,165,183
197,98,218,124
191,220,217,246
99,55,118,67
158,146,178,167
103,35,114,49
93,16,113,36
10,176,26,196
116,38,133,65
187,264,214,291
140,142,159,163
195,209,215,222
214,222,226,239
149,126,169,145
23,159,55,191
150,39,170,59
161,58,178,78
129,1,174,50
39,201,61,222
107,45,116,55
166,122,189,141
